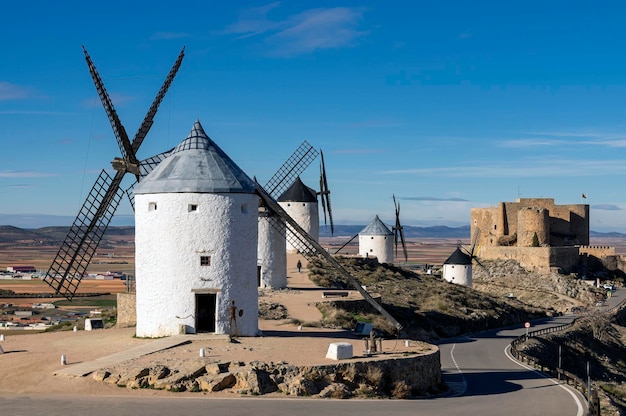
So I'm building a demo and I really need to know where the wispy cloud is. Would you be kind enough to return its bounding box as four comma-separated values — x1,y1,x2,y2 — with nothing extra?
592,204,622,211
400,196,470,202
0,110,72,115
0,82,32,100
511,131,626,148
150,32,191,41
6,184,32,189
0,170,57,178
224,4,368,56
379,158,626,178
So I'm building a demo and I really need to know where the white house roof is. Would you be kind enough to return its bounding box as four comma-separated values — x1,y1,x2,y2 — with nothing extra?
134,120,256,195
360,215,393,236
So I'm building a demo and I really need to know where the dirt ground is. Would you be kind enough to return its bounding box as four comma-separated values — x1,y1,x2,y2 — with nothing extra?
0,254,428,397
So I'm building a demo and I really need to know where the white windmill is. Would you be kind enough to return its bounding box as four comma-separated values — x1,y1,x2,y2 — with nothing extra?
134,120,260,337
277,151,333,253
257,142,318,288
442,230,481,287
335,196,408,264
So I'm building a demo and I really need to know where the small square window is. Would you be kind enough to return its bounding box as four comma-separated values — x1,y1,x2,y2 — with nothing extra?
189,204,198,212
200,256,211,266
149,202,157,211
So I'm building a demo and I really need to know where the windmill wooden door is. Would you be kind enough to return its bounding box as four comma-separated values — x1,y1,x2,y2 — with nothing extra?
195,293,216,333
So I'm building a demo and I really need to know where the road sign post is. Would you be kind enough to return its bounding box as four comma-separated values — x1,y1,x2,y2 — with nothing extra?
524,321,531,339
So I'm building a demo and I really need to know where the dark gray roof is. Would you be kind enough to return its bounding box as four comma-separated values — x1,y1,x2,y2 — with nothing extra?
443,247,472,265
359,215,393,236
277,177,317,202
134,120,256,195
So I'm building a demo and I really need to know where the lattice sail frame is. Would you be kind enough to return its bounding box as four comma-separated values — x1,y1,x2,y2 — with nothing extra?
264,140,318,199
44,171,124,296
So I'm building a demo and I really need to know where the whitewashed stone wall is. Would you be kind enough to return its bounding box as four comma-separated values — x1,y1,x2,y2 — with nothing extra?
359,234,393,264
279,201,319,252
135,192,259,337
442,263,472,287
257,216,287,288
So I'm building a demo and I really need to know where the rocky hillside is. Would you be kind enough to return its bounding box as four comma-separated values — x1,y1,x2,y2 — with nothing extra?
517,306,626,415
472,259,606,313
306,257,552,341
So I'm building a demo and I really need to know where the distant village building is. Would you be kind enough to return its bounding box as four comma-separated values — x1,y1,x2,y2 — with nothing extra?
7,266,36,273
358,216,394,263
470,198,617,274
134,120,259,337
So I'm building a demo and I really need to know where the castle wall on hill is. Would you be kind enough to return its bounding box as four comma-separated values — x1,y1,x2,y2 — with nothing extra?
578,246,615,258
480,246,580,274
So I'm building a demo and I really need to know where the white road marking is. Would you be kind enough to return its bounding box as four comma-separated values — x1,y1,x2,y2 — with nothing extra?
504,344,584,416
447,343,467,396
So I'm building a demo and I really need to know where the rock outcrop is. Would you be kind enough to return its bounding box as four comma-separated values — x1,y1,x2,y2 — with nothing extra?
93,349,442,398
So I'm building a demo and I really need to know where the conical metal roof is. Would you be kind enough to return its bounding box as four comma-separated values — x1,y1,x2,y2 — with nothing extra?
134,120,256,194
444,247,472,265
277,177,317,202
359,215,393,236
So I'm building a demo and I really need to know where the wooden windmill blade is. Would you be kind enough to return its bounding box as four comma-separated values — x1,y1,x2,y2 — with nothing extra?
255,180,403,331
393,195,408,262
334,233,358,255
43,47,184,300
131,47,185,153
319,150,334,235
83,46,139,178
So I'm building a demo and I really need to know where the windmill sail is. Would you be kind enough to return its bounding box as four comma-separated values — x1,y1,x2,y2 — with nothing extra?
393,195,408,262
264,141,318,198
318,150,334,235
43,47,184,299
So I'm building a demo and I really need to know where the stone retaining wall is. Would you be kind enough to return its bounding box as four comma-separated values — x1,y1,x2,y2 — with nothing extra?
94,347,442,398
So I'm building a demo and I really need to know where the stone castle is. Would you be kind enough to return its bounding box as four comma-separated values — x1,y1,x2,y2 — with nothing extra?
470,198,624,276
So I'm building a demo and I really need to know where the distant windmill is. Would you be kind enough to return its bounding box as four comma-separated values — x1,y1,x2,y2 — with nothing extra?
258,141,318,289
335,195,408,263
278,149,334,251
443,229,481,287
43,46,185,299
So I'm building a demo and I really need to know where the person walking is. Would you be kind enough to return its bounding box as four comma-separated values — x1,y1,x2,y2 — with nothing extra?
297,260,302,273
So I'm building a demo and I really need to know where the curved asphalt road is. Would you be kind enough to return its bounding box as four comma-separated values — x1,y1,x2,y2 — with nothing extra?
3,289,622,416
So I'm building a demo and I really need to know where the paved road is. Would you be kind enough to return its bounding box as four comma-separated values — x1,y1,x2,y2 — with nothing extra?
3,289,622,416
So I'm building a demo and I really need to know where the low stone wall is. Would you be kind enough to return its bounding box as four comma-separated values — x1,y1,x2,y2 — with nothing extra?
116,293,136,328
93,348,442,398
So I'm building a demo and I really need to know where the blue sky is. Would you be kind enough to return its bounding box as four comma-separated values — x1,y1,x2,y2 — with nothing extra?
2,1,626,232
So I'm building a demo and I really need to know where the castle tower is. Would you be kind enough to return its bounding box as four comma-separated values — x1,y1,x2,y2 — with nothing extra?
517,206,549,247
358,215,394,263
442,248,473,287
278,177,319,253
134,120,259,337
